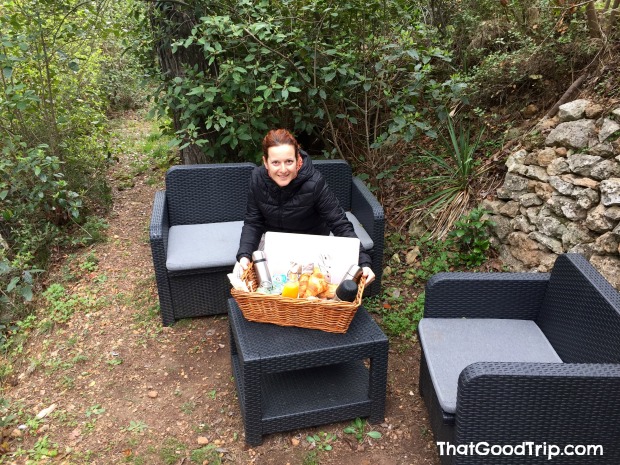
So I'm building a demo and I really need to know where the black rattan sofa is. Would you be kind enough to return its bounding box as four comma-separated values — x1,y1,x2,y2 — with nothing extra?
149,160,384,326
418,253,620,464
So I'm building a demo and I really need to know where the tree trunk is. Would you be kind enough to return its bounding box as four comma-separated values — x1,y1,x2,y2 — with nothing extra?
610,0,620,34
544,74,587,119
585,1,603,39
148,2,210,164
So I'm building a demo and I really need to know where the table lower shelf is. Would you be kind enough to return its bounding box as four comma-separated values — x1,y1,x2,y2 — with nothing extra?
232,352,373,438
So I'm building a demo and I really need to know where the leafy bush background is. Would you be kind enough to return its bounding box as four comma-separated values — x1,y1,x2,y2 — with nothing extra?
0,1,146,321
149,0,467,175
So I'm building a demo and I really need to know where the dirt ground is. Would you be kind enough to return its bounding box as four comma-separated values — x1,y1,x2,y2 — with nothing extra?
1,113,441,465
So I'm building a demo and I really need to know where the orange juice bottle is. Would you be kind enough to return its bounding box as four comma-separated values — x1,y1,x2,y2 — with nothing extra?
281,279,299,298
282,263,301,298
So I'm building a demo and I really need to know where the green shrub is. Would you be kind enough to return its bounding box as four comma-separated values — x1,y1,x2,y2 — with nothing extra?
148,0,467,172
405,115,488,238
447,208,495,267
0,0,139,320
381,292,425,339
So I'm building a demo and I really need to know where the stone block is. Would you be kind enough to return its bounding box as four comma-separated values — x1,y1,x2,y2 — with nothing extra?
557,99,589,122
589,255,620,289
585,204,617,233
519,193,543,207
545,120,596,149
600,178,620,206
548,176,574,195
528,232,564,254
547,157,570,176
567,153,603,176
536,148,557,166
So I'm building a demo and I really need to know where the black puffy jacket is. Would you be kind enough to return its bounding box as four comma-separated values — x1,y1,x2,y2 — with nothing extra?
236,151,371,267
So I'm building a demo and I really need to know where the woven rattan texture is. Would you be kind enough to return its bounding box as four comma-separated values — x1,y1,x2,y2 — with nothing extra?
351,177,385,296
454,362,620,464
149,191,175,326
166,163,255,226
419,253,620,464
168,266,232,318
312,160,352,210
425,272,550,319
537,253,620,363
228,298,388,445
231,263,366,333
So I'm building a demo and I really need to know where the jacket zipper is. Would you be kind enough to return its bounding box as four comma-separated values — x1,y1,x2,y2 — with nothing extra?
277,190,283,229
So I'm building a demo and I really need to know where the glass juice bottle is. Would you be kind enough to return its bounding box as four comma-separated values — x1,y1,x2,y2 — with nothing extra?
281,264,300,298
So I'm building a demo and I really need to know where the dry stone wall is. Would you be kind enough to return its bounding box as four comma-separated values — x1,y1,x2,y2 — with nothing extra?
484,99,620,288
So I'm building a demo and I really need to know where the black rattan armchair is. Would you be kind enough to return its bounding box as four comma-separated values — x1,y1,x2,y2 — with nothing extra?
418,253,620,464
149,163,255,326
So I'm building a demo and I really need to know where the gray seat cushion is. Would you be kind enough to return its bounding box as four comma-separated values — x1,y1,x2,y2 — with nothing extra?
418,318,563,414
166,221,244,271
345,212,373,251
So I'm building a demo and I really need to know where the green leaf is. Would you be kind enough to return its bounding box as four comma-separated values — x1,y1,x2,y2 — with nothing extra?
187,86,204,96
2,67,12,79
319,89,326,99
19,285,33,301
281,88,289,100
287,86,301,93
343,427,356,434
68,60,79,72
0,190,8,200
363,82,371,92
366,431,382,439
6,276,19,292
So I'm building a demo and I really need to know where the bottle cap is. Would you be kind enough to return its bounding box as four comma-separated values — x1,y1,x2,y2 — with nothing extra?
335,279,358,302
344,265,363,283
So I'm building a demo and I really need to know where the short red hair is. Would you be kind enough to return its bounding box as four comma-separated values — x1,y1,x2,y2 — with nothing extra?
262,129,300,159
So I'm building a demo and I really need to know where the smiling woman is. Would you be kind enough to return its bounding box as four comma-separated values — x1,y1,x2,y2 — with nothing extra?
261,129,303,187
236,129,376,285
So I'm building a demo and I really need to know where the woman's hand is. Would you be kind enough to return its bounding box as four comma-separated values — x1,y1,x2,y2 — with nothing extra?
362,266,375,285
239,257,251,270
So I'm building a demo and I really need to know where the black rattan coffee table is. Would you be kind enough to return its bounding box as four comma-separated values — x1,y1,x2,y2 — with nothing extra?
227,298,388,445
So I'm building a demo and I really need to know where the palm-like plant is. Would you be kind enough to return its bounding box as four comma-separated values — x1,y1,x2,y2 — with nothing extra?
405,115,489,238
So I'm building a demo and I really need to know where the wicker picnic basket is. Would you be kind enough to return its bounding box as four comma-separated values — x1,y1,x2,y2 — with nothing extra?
230,263,366,333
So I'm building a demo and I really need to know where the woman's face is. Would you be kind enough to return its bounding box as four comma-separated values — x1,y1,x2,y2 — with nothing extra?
264,144,301,187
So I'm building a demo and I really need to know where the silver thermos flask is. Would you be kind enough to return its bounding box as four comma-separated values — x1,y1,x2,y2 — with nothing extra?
251,251,272,289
